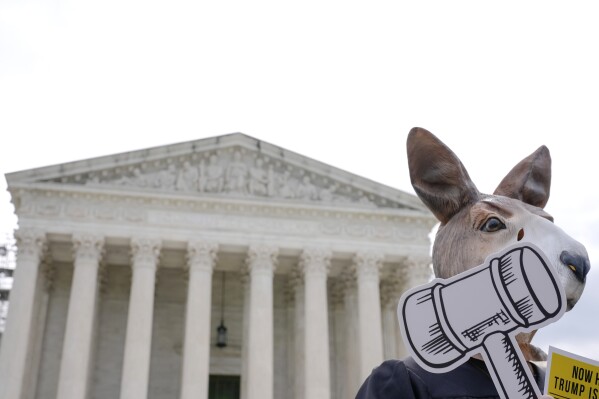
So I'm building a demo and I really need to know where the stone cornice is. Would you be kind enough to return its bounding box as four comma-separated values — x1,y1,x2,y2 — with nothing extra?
8,184,435,253
9,183,435,227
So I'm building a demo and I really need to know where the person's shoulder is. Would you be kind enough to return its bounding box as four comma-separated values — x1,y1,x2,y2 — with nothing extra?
355,356,507,399
355,358,429,399
403,357,502,398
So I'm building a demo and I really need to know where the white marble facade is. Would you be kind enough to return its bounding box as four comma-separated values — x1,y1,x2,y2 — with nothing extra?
0,133,436,399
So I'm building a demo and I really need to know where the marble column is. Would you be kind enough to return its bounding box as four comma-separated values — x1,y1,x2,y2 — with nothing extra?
283,276,297,399
329,280,346,399
240,269,250,399
379,279,399,361
27,262,54,399
299,248,332,399
290,269,305,399
120,237,161,399
342,270,360,398
180,241,218,399
354,251,384,381
0,229,46,399
56,233,105,399
246,245,278,399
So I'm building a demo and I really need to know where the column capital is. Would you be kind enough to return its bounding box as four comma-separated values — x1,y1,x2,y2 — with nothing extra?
353,251,384,281
246,244,278,275
130,237,161,270
288,266,304,290
240,265,250,286
379,279,400,308
328,278,345,306
72,233,105,263
186,241,218,273
340,267,357,292
401,255,432,286
14,228,46,262
299,247,332,276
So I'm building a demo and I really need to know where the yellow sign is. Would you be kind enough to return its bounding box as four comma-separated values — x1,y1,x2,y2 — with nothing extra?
545,346,599,399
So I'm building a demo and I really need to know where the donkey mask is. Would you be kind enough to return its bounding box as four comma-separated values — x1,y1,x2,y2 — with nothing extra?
407,127,590,361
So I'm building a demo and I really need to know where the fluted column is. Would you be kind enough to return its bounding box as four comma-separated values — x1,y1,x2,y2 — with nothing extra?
240,269,250,399
380,279,399,360
329,280,346,399
27,261,54,399
342,270,360,398
56,233,105,399
180,241,218,399
354,251,384,380
246,245,278,399
0,229,46,399
283,276,297,399
120,237,161,399
299,247,332,399
290,269,305,399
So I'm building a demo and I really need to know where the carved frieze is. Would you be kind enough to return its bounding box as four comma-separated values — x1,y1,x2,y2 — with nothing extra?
42,146,411,209
13,187,430,247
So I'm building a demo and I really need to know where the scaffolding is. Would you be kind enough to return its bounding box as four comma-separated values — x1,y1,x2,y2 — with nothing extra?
0,234,16,335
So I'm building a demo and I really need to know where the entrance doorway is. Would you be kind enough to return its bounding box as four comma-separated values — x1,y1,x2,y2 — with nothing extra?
208,375,240,399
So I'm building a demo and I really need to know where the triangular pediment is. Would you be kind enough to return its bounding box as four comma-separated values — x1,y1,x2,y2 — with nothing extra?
6,133,427,211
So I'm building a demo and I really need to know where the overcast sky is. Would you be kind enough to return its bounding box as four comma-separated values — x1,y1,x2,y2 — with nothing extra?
1,0,598,359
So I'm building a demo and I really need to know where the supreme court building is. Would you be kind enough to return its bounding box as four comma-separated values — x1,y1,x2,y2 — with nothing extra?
0,133,436,399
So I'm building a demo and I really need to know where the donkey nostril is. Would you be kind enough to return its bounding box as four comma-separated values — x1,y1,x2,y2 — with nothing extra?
560,251,591,283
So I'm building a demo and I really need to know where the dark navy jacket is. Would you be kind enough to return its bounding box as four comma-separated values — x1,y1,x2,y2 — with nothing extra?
356,357,546,399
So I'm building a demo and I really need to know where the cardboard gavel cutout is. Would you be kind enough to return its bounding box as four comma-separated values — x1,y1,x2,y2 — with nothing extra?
398,243,566,399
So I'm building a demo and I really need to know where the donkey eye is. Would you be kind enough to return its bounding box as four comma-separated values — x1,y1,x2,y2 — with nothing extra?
481,217,506,232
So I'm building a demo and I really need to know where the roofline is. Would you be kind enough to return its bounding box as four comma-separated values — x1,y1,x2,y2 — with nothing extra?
5,132,428,211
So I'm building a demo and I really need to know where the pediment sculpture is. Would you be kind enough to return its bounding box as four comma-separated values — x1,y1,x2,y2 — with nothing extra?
54,147,406,209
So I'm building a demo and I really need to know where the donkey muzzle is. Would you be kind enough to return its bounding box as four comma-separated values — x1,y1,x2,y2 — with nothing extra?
560,250,590,283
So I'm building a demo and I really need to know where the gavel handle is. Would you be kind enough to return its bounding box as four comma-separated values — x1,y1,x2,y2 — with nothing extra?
482,333,541,399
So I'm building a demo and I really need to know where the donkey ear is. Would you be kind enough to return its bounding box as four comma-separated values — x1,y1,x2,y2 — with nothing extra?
407,127,480,224
493,145,551,208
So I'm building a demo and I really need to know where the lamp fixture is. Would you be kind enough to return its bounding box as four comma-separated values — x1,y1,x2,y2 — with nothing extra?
216,271,228,348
